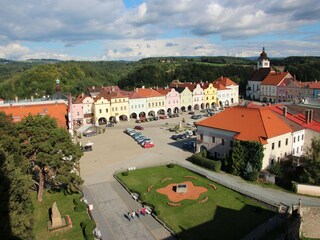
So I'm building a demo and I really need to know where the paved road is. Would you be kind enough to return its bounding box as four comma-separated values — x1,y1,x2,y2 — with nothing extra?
79,112,320,240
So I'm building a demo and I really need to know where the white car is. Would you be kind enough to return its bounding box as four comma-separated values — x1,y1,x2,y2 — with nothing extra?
187,121,195,126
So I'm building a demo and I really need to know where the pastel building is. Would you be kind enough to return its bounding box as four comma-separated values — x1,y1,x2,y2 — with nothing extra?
175,86,193,112
203,83,218,109
157,88,180,114
128,91,147,120
213,76,239,107
192,83,205,110
93,91,111,125
135,87,166,117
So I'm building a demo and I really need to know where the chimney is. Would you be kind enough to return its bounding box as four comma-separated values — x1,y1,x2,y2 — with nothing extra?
305,110,310,124
283,106,287,117
309,109,313,123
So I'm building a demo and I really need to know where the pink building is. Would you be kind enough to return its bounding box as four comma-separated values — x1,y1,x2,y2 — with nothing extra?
157,88,180,114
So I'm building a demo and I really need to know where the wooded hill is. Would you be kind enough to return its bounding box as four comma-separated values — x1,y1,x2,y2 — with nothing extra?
0,56,319,100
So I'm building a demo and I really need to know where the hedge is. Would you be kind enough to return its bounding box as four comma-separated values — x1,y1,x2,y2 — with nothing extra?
80,219,96,240
191,152,222,172
73,198,87,212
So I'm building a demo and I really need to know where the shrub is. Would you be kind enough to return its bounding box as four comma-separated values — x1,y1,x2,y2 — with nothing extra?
191,153,221,172
81,219,96,240
244,170,259,181
291,181,298,193
122,171,129,176
73,198,87,212
167,163,175,168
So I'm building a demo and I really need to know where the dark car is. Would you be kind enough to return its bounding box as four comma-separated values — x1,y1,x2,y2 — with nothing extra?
83,131,97,137
106,123,114,127
134,125,144,130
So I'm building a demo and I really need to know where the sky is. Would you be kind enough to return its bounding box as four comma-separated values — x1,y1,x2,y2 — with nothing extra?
0,0,319,61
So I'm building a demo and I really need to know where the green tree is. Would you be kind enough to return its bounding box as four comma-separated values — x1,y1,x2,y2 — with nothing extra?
299,137,320,185
17,114,83,201
229,141,246,175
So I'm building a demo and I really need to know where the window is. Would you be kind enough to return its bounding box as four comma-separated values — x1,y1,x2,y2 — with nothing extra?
272,143,275,150
99,109,102,114
298,136,300,141
221,139,225,146
200,134,203,141
297,147,299,153
293,149,295,154
106,109,108,113
286,138,288,145
302,134,304,140
230,141,234,147
278,141,281,148
294,137,296,143
212,137,215,143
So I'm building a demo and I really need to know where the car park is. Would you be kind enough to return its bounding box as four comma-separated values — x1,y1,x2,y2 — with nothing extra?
134,125,144,130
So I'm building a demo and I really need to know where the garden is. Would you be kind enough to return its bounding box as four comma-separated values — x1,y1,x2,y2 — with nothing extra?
116,164,275,240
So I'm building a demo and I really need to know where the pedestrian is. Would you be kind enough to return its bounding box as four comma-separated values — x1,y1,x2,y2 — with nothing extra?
131,210,135,219
136,209,140,218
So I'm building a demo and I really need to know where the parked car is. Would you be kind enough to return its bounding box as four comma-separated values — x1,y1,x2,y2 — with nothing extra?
182,141,196,150
83,131,97,137
171,134,179,140
143,142,155,148
137,136,147,143
187,121,195,126
134,125,144,130
159,115,168,119
106,123,114,127
188,111,195,115
140,138,151,145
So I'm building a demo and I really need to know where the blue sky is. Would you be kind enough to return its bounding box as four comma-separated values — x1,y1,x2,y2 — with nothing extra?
0,0,319,61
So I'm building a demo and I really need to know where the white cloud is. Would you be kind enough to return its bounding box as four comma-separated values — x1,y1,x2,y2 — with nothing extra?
0,43,30,59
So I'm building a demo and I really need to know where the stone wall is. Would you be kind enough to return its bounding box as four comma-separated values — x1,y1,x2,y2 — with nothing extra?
296,183,320,197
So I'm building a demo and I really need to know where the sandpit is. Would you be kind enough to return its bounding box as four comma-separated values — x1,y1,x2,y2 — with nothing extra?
156,181,208,202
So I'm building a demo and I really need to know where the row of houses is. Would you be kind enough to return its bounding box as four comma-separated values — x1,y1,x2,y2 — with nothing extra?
246,48,320,103
196,103,320,169
70,76,239,127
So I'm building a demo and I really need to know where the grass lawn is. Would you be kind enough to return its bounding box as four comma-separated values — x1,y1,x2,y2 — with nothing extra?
32,190,90,240
117,164,275,240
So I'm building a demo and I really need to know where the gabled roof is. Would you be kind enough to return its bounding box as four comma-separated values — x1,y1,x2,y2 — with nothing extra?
213,76,238,87
196,106,292,144
251,68,272,82
135,88,165,98
212,82,228,90
308,81,320,89
156,88,171,95
261,72,292,86
0,102,68,128
74,94,90,104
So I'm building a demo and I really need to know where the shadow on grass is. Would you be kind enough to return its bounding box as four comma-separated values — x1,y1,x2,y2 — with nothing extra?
163,205,275,240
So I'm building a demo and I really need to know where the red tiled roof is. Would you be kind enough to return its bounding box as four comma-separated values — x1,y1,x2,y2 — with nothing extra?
261,72,292,86
266,104,320,133
156,88,171,95
74,94,89,104
0,102,68,128
213,76,238,86
308,81,320,89
196,106,292,144
135,88,165,97
212,82,228,90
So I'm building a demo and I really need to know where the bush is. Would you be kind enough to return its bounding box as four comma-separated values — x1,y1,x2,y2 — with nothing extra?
122,171,129,176
73,198,87,212
191,152,221,172
81,219,96,240
167,163,175,168
244,170,259,181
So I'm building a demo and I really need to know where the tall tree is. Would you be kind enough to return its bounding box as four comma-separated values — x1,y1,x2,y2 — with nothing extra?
229,141,246,175
17,114,83,201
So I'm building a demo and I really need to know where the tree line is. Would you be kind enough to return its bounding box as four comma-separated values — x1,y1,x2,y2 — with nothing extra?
0,56,319,100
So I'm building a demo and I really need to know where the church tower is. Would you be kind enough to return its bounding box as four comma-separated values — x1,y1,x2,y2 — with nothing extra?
257,47,270,69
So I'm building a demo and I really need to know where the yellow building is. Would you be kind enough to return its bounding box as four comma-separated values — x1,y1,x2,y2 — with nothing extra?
93,92,111,125
203,83,218,109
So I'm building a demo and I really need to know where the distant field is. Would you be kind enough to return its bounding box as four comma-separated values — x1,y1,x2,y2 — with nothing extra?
117,164,275,240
